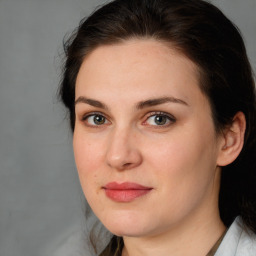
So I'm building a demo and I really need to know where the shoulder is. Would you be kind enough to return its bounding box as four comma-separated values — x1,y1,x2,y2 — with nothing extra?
215,217,256,256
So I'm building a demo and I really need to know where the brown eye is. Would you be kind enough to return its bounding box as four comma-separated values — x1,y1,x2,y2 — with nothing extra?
84,114,109,126
93,115,106,125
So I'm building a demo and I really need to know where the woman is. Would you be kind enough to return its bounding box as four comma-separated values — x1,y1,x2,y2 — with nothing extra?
59,0,256,255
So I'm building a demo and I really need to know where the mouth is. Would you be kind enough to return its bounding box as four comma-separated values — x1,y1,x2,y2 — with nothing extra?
102,182,152,202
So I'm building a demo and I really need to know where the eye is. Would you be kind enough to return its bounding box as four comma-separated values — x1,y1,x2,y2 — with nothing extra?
82,113,110,126
144,112,176,126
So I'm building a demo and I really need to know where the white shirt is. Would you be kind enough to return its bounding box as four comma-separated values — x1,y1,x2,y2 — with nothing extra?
215,217,256,256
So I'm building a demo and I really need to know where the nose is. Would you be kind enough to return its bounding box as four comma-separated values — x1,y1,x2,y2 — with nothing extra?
106,127,143,171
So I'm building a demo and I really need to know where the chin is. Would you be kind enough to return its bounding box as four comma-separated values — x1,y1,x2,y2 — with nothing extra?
98,210,148,237
108,225,150,238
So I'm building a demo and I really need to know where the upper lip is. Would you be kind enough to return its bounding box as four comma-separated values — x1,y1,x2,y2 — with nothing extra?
103,182,152,190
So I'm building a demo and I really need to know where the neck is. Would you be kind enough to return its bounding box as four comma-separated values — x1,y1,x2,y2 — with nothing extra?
122,214,225,256
121,177,226,256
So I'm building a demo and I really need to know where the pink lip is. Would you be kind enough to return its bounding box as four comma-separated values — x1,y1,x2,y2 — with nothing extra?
103,182,152,202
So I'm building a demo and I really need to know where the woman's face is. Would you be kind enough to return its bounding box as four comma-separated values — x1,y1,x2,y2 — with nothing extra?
73,39,224,237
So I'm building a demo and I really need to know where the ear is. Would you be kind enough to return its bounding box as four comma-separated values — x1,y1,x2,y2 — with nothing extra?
217,111,246,166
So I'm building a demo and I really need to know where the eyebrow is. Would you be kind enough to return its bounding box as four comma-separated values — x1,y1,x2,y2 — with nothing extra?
136,96,188,109
74,96,188,110
75,96,109,110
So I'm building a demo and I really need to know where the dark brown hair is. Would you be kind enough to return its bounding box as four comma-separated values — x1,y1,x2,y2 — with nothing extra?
59,0,256,255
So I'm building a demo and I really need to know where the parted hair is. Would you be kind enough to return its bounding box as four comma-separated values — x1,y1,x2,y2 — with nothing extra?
59,0,256,255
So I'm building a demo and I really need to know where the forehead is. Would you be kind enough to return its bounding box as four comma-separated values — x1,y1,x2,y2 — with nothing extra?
78,39,199,77
75,39,202,105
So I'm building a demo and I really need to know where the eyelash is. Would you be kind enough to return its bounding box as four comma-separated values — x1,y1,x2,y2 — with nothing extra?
81,112,110,127
142,111,176,127
81,111,176,128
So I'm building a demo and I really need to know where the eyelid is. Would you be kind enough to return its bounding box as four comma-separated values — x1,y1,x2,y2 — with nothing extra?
142,111,176,126
81,111,108,120
79,110,176,128
81,111,111,126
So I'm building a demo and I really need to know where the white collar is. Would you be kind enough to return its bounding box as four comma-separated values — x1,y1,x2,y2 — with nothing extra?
215,217,256,256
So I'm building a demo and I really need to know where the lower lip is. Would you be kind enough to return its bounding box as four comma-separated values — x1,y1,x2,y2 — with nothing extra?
104,189,152,202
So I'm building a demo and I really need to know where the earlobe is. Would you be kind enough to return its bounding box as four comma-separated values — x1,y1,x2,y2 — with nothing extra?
217,112,246,166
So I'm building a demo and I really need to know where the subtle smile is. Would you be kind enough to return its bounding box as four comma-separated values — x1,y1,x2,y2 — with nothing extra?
103,182,153,202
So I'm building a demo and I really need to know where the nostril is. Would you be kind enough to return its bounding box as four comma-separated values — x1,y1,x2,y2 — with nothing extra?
122,162,133,169
123,162,131,167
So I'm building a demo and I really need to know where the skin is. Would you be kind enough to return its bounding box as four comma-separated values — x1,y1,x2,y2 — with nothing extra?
73,39,243,256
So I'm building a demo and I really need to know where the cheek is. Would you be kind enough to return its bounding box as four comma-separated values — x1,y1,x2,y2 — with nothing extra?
143,131,218,220
144,124,218,193
73,131,106,193
145,131,205,172
73,127,105,166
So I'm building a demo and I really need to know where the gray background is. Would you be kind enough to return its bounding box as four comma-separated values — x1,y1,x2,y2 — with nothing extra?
0,0,255,256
